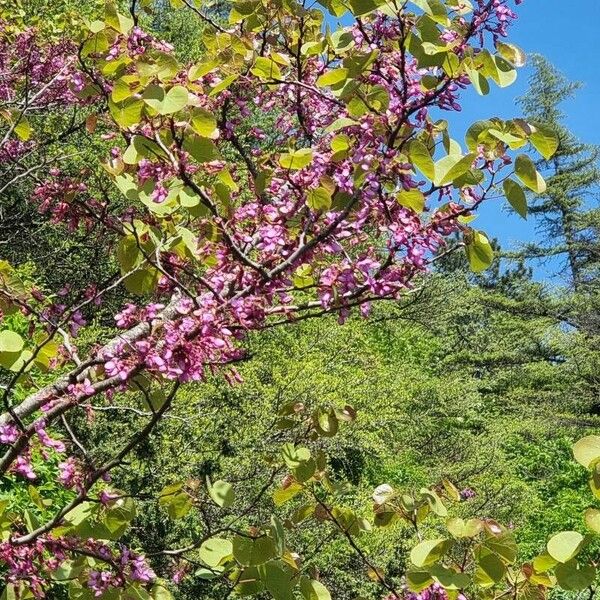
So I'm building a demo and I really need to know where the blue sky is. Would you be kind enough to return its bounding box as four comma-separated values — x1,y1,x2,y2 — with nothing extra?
326,1,599,279
450,0,600,276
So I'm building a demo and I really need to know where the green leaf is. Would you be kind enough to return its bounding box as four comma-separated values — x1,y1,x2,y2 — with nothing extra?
0,331,24,353
306,187,332,212
233,535,277,566
325,117,358,133
105,2,134,33
465,119,495,152
199,537,233,567
573,436,600,469
281,444,311,469
189,60,217,80
159,490,192,519
409,140,435,180
589,468,600,500
411,0,449,24
293,264,314,288
234,566,264,595
447,517,483,539
555,560,596,591
496,42,526,67
434,153,476,186
122,136,166,165
260,562,295,600
331,134,351,158
547,531,586,563
191,108,218,139
162,85,189,114
532,552,558,573
0,349,33,372
406,569,435,593
151,585,173,600
316,68,349,88
251,57,282,80
143,85,188,115
397,189,425,213
348,0,382,16
420,488,447,517
269,516,286,556
410,539,450,567
209,74,239,97
585,508,600,534
109,98,144,128
14,118,32,141
476,552,506,583
183,135,220,163
279,148,313,170
530,123,559,160
488,128,526,149
489,55,517,88
207,479,235,508
273,482,303,506
465,65,490,96
514,154,546,193
503,178,527,219
465,230,494,272
480,531,517,564
299,578,331,600
51,559,85,582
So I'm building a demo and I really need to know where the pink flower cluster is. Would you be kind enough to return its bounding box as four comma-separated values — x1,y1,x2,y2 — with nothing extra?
0,535,154,599
32,172,96,232
87,548,155,597
387,584,468,600
0,1,524,597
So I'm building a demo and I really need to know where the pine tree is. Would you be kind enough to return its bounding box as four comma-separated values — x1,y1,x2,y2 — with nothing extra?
517,55,600,300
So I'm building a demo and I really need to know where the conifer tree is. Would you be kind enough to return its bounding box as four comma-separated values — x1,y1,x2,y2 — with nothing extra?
517,55,600,306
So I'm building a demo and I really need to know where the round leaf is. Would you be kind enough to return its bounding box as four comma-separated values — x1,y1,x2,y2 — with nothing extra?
208,479,235,508
410,539,450,567
573,436,600,469
514,154,547,194
530,123,559,160
465,230,494,272
316,68,348,88
547,531,585,563
299,578,331,600
199,537,233,567
0,330,24,353
584,508,600,534
555,560,596,591
279,149,313,170
503,178,527,219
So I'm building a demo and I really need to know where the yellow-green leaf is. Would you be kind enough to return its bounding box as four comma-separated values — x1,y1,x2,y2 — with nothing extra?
465,230,494,272
306,187,332,212
397,189,425,213
191,108,218,139
530,123,559,160
503,178,527,219
409,140,435,180
0,331,24,353
573,436,600,469
316,68,348,88
514,154,546,193
251,57,282,80
410,539,450,567
279,148,313,170
547,531,586,563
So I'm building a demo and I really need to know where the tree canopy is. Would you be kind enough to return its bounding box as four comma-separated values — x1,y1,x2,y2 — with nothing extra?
1,1,599,599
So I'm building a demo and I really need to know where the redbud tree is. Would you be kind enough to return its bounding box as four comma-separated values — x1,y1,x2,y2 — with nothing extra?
3,1,597,599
